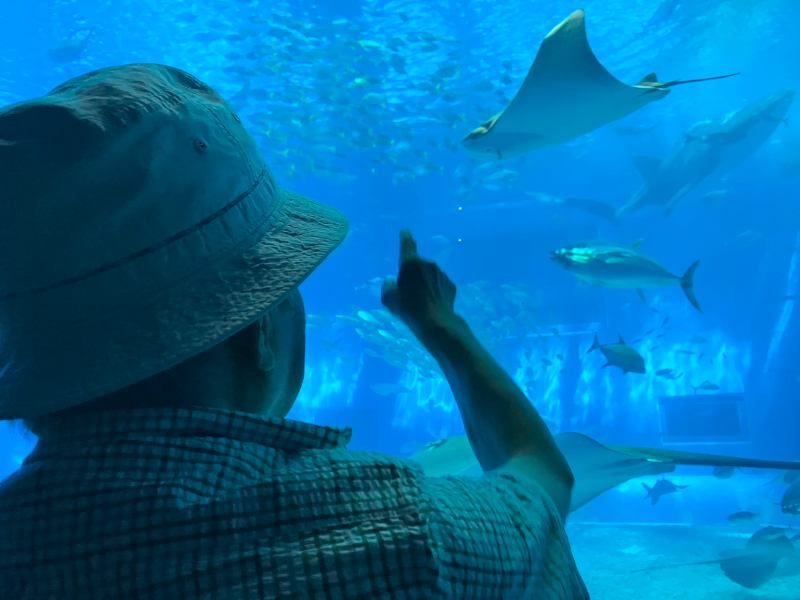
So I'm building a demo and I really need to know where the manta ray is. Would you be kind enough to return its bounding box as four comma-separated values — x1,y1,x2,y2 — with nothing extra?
410,432,800,514
461,9,738,160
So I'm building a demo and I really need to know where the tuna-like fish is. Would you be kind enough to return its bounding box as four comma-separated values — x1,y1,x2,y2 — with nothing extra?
551,240,702,312
587,334,645,374
642,477,688,505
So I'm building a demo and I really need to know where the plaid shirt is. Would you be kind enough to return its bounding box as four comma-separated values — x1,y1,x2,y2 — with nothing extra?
0,407,588,599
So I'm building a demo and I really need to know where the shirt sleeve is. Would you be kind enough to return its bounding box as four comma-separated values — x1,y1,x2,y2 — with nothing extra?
420,471,589,600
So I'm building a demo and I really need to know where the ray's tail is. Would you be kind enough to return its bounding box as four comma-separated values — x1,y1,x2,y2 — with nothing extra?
664,72,740,87
641,72,740,92
681,260,702,312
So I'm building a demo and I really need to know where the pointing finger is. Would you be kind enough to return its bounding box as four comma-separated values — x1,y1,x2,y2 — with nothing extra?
399,228,418,264
381,278,399,313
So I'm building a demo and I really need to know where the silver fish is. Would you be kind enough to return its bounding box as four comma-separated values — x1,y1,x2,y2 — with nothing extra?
551,240,701,312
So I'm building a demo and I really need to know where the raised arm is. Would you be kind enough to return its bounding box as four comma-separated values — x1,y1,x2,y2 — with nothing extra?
381,229,574,520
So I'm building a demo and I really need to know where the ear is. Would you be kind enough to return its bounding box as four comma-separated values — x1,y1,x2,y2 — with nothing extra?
256,313,277,372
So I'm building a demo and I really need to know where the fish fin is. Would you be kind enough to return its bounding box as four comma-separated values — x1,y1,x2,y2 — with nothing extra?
601,362,610,369
651,495,659,505
681,260,702,312
631,155,662,184
636,289,648,305
561,198,620,225
642,482,652,496
631,238,644,249
618,334,626,345
637,72,658,85
662,183,694,217
586,334,601,354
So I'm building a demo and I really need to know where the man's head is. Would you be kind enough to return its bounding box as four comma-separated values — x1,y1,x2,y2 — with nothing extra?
23,288,307,435
0,64,347,423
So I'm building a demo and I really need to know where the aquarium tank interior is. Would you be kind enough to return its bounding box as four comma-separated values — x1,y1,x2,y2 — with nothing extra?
1,0,800,597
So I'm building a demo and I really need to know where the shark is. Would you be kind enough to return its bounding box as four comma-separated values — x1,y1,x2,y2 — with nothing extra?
460,9,738,160
616,88,795,218
642,477,688,504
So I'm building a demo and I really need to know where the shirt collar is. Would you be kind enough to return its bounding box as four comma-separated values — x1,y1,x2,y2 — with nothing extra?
25,406,353,464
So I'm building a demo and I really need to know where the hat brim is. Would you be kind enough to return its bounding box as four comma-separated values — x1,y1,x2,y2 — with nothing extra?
0,182,348,419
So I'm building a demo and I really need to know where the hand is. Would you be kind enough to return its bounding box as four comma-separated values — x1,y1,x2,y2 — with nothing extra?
381,229,457,336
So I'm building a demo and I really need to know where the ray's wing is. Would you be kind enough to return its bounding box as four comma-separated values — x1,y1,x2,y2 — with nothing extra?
410,435,480,478
410,432,800,515
410,432,675,513
493,9,648,135
555,433,675,512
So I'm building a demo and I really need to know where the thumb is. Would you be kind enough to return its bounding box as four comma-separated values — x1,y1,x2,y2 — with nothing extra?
381,278,400,314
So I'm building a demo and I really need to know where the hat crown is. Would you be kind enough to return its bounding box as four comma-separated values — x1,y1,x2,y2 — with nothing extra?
0,63,348,420
0,64,274,295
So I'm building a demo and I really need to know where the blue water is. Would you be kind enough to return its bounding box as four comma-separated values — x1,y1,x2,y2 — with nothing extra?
1,0,799,595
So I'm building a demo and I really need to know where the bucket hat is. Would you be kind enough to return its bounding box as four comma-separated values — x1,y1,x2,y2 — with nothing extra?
0,63,348,419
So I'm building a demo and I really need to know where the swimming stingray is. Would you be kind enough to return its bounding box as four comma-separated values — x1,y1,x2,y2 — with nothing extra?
632,526,800,589
410,432,800,514
460,9,738,160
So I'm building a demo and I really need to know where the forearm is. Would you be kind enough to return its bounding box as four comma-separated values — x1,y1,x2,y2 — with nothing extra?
417,313,573,482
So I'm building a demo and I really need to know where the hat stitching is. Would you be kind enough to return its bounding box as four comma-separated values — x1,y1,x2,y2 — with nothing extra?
4,165,268,300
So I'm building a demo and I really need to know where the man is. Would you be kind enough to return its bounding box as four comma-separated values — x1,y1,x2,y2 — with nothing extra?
0,64,588,599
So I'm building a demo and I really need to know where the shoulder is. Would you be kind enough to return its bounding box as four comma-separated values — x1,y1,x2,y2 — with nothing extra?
294,447,427,488
419,472,590,599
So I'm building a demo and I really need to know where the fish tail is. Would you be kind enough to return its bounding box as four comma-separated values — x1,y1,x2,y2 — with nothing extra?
586,334,601,354
643,483,659,503
681,260,702,312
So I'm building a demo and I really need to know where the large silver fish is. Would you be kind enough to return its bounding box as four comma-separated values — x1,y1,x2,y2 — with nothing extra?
551,240,701,312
